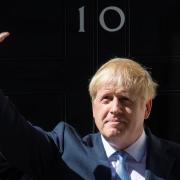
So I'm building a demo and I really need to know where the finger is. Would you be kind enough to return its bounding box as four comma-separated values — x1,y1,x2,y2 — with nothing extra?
0,32,10,43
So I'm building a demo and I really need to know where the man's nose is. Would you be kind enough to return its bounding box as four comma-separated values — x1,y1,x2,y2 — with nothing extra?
110,98,122,114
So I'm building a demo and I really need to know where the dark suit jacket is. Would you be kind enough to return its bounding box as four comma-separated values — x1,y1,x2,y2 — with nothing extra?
0,152,25,180
0,91,180,180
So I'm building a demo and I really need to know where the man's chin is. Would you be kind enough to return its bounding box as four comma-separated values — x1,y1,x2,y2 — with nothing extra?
104,127,123,138
105,122,125,133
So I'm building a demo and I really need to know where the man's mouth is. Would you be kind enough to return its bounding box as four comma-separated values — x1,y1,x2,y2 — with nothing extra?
105,118,127,124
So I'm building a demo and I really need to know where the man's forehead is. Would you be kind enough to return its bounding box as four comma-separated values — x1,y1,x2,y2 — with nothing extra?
98,85,130,95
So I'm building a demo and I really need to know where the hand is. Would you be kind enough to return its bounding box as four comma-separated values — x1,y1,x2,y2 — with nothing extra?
0,32,10,43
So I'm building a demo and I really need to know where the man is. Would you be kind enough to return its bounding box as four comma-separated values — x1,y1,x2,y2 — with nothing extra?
0,32,180,180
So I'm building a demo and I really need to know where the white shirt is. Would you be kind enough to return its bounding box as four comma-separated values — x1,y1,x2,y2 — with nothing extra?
101,130,147,180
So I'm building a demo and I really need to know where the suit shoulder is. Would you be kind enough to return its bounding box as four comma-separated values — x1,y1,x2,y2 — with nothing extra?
159,138,180,156
51,122,98,149
146,128,180,153
160,138,180,148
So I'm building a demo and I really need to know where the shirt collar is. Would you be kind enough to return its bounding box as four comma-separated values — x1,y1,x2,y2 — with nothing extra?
101,130,147,162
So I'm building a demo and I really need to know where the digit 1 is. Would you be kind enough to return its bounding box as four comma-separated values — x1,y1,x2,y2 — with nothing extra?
78,6,85,32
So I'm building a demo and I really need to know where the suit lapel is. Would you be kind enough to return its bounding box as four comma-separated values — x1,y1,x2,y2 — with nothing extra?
90,133,112,179
145,129,176,180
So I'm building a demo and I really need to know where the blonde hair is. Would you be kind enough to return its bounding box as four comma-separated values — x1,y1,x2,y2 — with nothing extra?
89,58,158,101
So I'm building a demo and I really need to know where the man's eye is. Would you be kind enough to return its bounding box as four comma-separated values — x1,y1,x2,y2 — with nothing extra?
120,97,133,105
121,97,129,101
101,96,112,103
103,96,110,99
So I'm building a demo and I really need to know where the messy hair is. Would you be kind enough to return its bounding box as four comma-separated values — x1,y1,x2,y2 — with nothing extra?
89,58,158,101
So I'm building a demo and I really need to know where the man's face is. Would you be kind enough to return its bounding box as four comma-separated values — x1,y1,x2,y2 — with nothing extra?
92,84,152,149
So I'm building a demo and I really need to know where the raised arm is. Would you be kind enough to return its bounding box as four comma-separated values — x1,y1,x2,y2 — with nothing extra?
0,32,63,178
0,90,60,178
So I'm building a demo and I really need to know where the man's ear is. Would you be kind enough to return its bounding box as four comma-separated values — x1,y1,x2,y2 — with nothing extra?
144,99,152,119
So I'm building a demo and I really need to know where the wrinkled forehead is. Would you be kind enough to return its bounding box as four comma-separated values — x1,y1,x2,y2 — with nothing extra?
97,81,131,94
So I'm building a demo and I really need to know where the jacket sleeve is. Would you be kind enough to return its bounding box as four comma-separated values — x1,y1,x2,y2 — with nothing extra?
0,90,60,177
